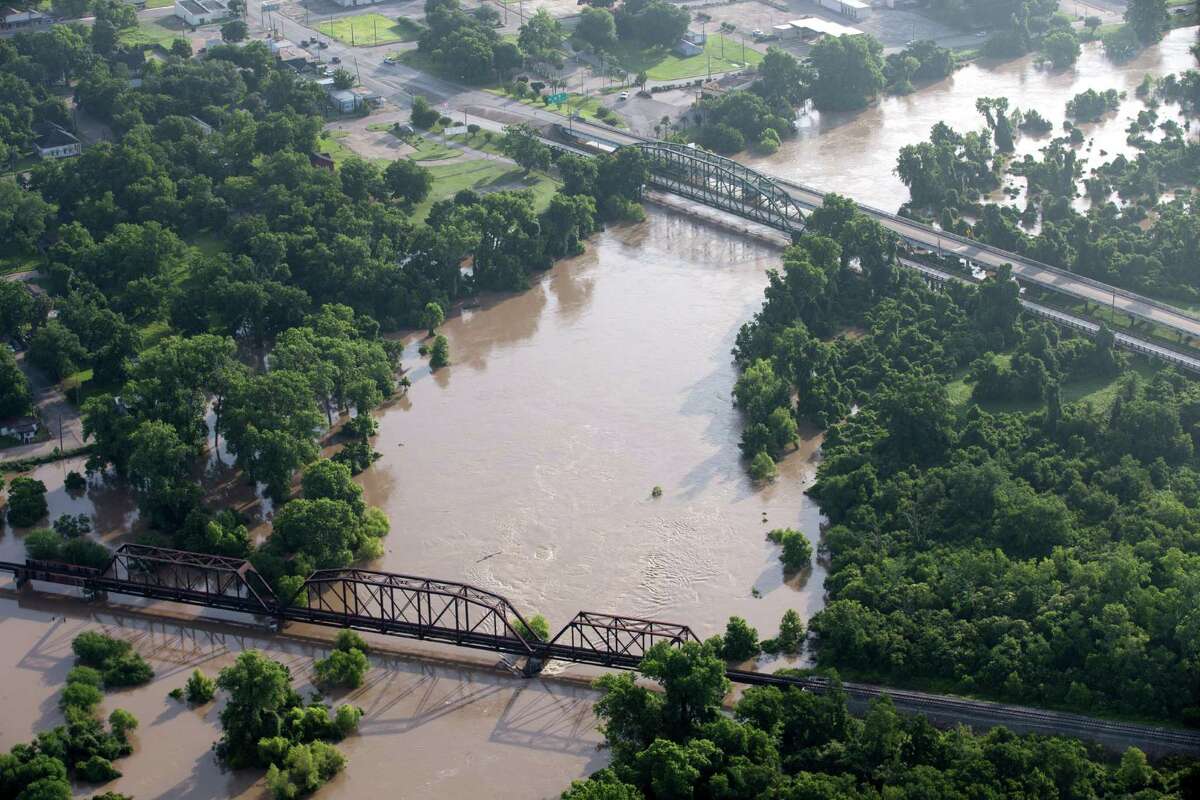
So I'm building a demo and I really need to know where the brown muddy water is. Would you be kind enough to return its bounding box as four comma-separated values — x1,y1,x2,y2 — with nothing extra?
4,30,1197,796
0,592,604,799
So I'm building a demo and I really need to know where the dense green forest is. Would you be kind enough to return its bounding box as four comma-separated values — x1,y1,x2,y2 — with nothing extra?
0,24,646,598
561,640,1200,799
734,195,1200,723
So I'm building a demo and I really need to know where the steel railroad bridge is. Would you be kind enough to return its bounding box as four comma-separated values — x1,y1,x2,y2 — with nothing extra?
555,122,1200,344
3,543,1199,755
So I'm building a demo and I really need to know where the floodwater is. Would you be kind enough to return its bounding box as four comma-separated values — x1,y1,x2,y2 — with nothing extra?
4,28,1197,797
365,213,828,643
0,592,604,799
747,27,1200,211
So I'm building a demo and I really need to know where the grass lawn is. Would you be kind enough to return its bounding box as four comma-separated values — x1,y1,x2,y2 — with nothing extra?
486,87,627,128
447,130,505,156
611,34,762,81
144,0,175,9
0,251,42,276
316,130,357,164
317,13,422,46
118,17,190,49
411,160,559,221
947,351,1159,415
406,136,460,161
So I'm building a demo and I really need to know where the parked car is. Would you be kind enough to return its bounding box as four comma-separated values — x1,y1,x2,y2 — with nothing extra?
331,55,341,63
619,91,629,100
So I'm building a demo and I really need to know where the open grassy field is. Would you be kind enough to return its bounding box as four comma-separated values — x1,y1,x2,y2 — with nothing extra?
612,34,762,81
315,130,357,164
317,13,422,46
411,160,559,221
486,87,626,128
118,17,190,49
946,351,1159,414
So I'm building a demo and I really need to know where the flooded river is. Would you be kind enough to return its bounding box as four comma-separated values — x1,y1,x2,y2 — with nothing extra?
3,27,1197,798
749,27,1200,211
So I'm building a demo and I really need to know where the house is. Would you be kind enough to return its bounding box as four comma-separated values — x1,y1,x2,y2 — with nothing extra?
0,6,48,29
328,88,358,114
309,152,335,170
34,124,81,160
173,0,229,26
275,45,316,68
0,417,40,445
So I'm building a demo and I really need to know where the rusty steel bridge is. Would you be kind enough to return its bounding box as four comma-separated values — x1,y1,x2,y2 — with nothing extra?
3,544,1198,755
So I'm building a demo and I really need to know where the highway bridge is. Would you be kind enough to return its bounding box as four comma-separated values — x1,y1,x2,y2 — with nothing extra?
555,122,1200,343
4,544,1198,756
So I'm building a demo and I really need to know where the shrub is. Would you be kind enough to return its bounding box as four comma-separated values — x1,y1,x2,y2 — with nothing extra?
333,630,369,654
333,704,363,737
410,95,439,128
264,741,346,800
749,451,777,481
53,513,91,538
651,485,663,498
64,471,86,492
75,755,121,783
102,651,154,688
73,632,131,668
776,609,804,654
108,708,138,740
66,666,104,688
6,476,48,526
721,616,760,661
429,334,449,369
185,669,216,704
60,681,104,712
767,528,813,572
24,528,63,561
313,648,370,689
512,613,550,640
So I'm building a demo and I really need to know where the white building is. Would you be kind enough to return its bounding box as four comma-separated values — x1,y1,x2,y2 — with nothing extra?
0,416,40,444
784,16,863,40
174,0,229,26
34,124,81,160
817,0,870,21
330,0,381,8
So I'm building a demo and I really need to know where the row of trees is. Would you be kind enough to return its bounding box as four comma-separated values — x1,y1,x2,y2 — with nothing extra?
732,196,1200,722
561,640,1197,798
0,632,151,800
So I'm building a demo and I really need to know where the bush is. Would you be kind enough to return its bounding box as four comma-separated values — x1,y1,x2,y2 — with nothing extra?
721,616,760,661
264,741,346,800
24,528,64,561
767,528,812,572
6,476,48,527
60,680,104,712
64,471,86,492
429,334,449,369
749,451,777,482
66,666,104,688
333,704,363,737
102,651,154,688
53,513,91,538
108,708,138,740
512,613,550,640
185,669,216,704
73,632,131,668
333,630,369,654
61,537,111,569
1102,24,1141,62
410,95,439,128
75,755,122,783
776,609,804,654
313,648,370,689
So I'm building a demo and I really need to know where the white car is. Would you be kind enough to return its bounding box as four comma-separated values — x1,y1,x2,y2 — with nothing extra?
619,91,629,100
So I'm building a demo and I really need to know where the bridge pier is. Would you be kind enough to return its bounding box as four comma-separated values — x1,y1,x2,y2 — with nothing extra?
520,656,545,677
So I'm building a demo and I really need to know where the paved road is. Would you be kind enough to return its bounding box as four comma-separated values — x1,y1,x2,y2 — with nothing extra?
237,0,1200,345
902,258,1200,373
